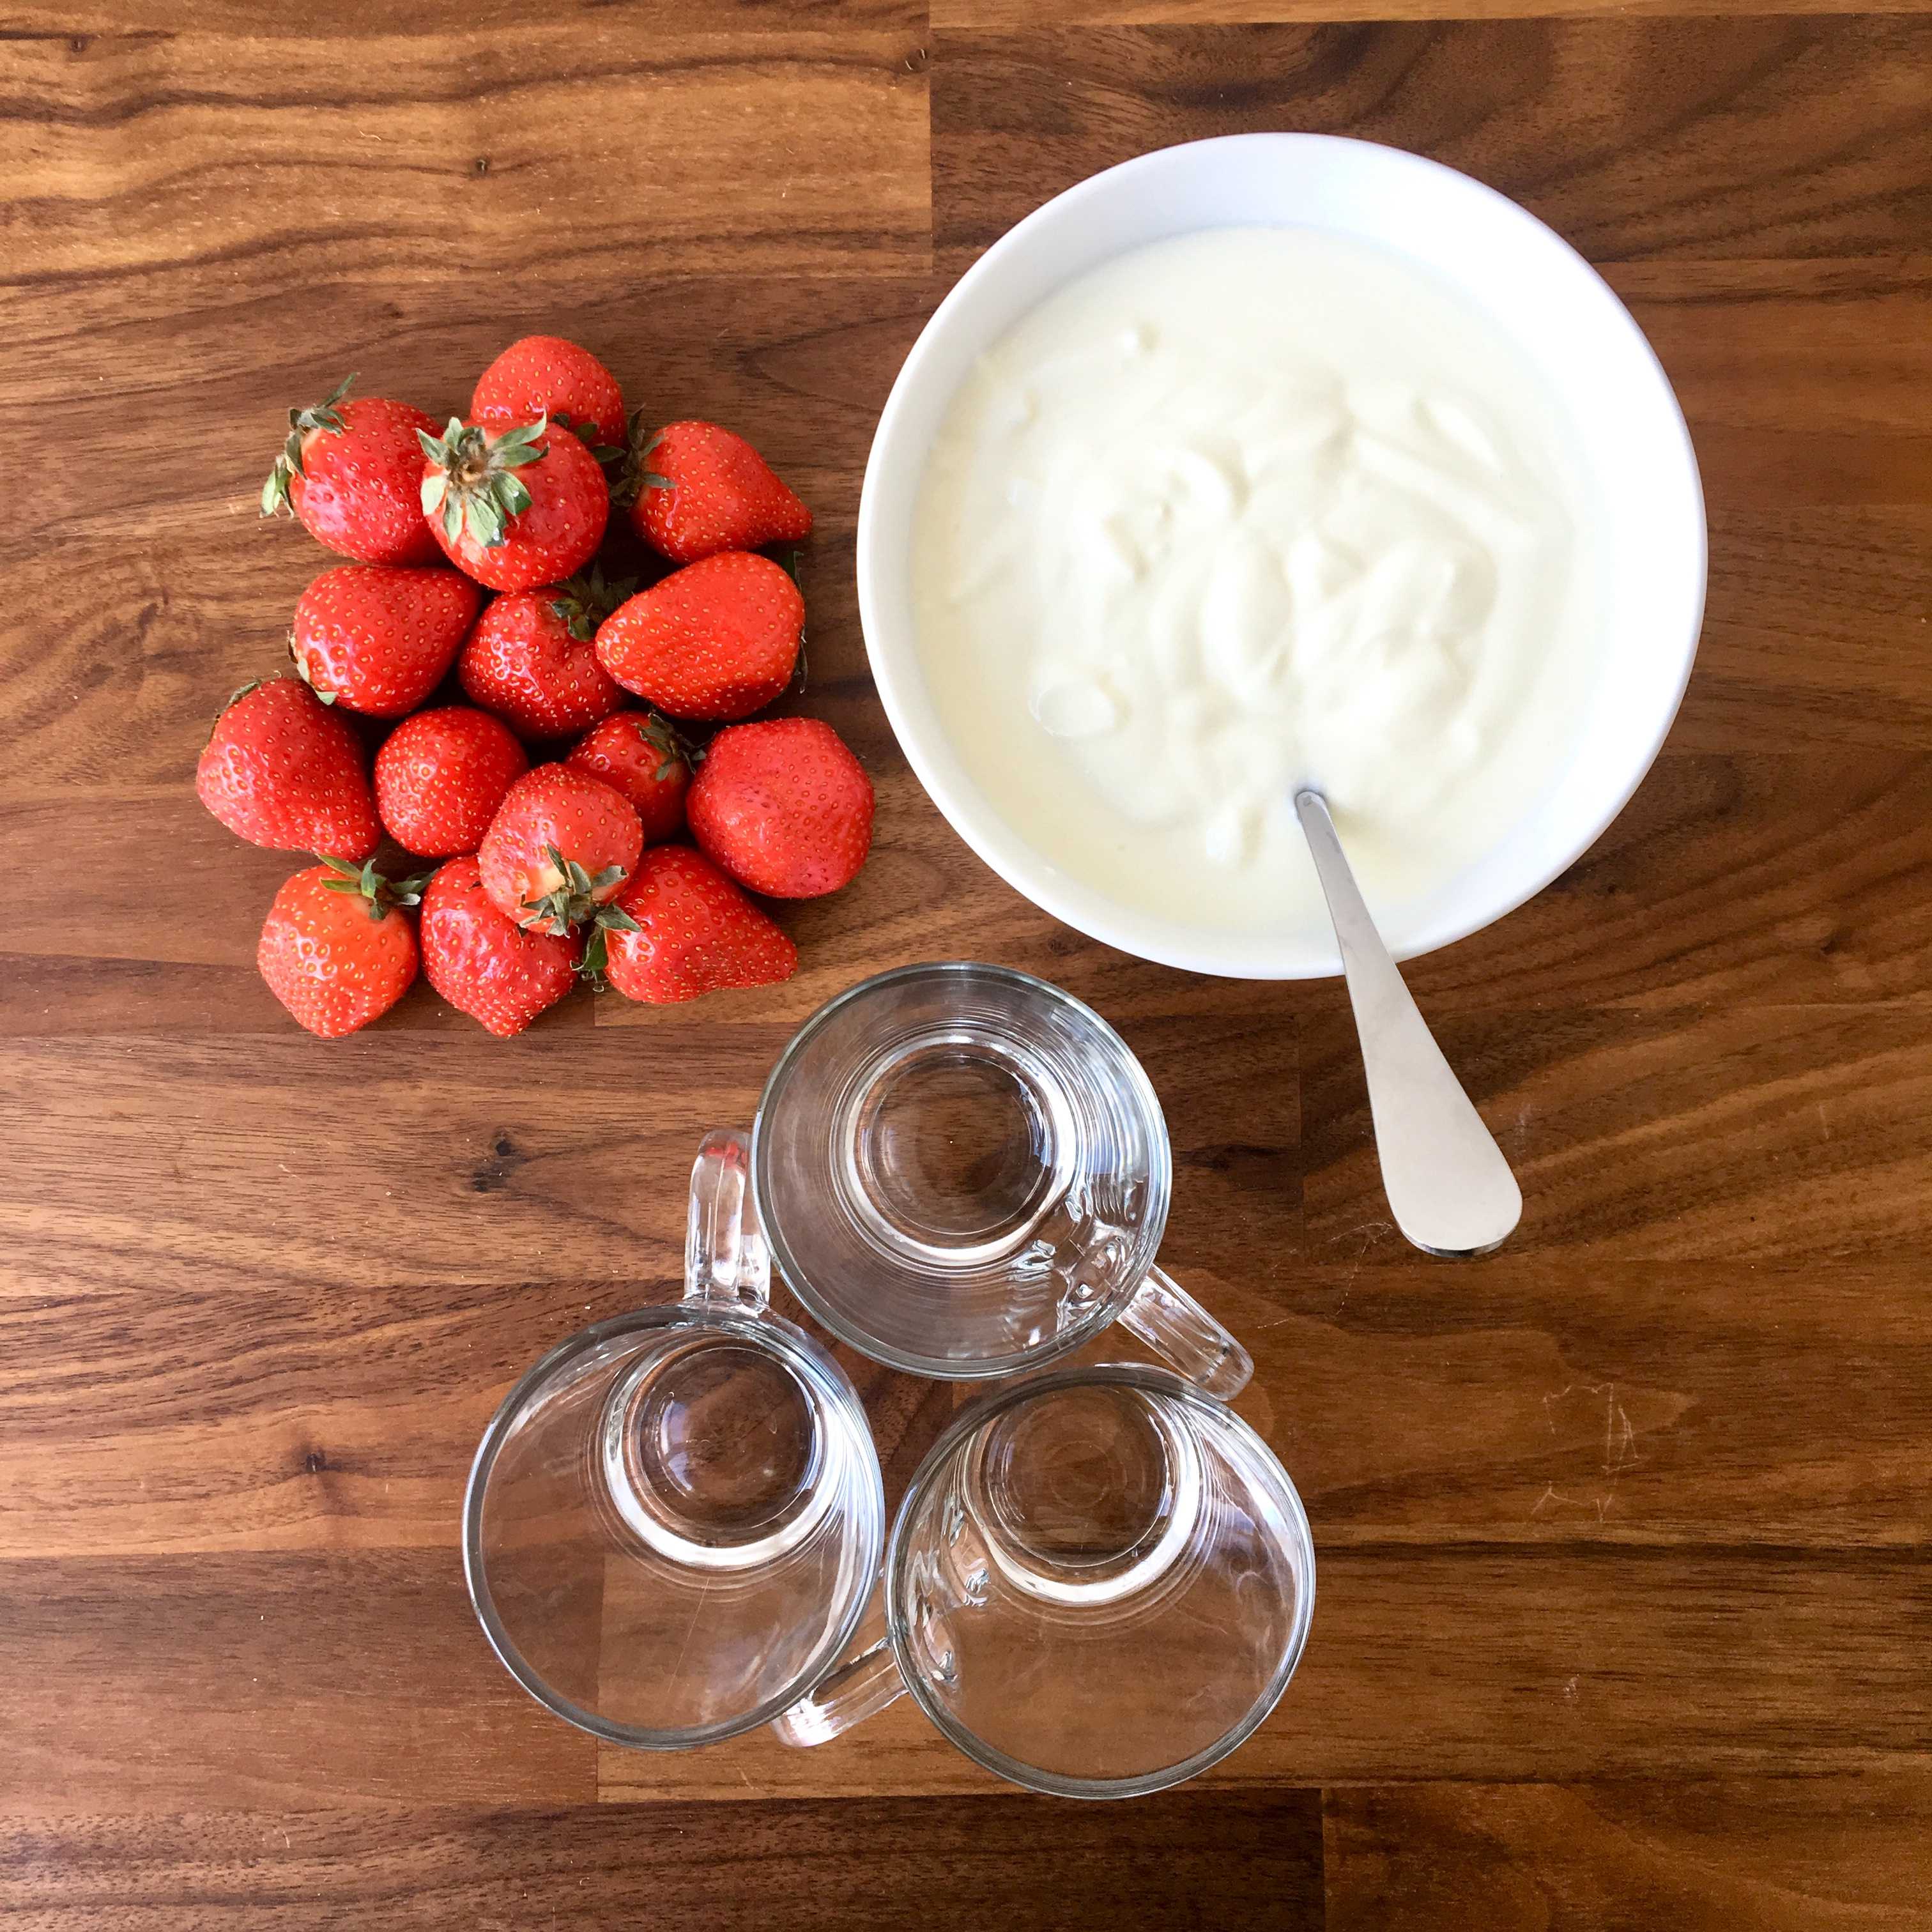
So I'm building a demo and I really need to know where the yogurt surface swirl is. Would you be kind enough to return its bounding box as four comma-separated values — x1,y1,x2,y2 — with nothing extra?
910,225,1602,935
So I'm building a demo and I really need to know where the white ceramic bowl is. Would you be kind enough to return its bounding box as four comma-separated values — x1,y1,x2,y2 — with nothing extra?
857,134,1705,978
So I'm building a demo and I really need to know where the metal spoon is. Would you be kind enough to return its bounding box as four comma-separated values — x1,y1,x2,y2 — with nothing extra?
1294,789,1522,1257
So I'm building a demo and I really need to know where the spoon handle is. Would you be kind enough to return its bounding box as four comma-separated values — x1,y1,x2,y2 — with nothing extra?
1294,790,1522,1257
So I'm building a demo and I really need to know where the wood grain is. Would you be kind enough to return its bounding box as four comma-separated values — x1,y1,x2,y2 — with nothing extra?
0,1553,596,1813
4,1,1932,1922
0,1790,1324,1930
1301,1004,1932,1262
2,28,928,295
1324,1779,1932,1929
931,20,1932,268
938,0,1932,20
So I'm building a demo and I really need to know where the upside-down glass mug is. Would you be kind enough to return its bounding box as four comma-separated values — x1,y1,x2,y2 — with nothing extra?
463,1131,884,1748
744,962,1253,1396
775,1363,1317,1797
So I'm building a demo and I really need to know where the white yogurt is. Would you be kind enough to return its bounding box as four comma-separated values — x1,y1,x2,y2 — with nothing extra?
910,226,1603,935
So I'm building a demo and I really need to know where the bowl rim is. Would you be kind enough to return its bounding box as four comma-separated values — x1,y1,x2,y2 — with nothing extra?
855,132,1708,979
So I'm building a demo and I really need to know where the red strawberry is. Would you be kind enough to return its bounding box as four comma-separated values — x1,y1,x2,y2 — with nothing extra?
565,712,691,843
687,717,873,898
261,376,440,565
196,677,380,861
624,420,812,564
258,857,425,1038
473,337,625,456
457,568,631,738
594,552,802,721
289,564,481,717
478,765,643,941
420,855,581,1038
418,417,608,592
604,847,797,1006
374,707,529,857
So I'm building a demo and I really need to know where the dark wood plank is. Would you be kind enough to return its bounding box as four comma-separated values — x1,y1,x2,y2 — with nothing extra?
13,744,1932,1038
1384,751,1932,1009
1324,1778,1932,1929
8,1249,1924,1561
931,21,1932,269
11,0,924,29
1,27,928,302
0,1790,1325,1931
22,994,1924,1301
0,1281,950,1557
605,1544,1931,1795
1303,1003,1932,1262
0,1554,594,1813
1213,1259,1932,1552
939,0,1932,20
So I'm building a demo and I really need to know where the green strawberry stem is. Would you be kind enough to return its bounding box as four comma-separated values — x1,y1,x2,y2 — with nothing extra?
317,853,431,921
549,564,638,643
288,638,338,704
206,680,264,743
520,844,641,939
260,374,356,518
576,900,640,987
638,710,700,778
779,549,809,694
542,411,624,470
611,410,670,509
418,417,547,551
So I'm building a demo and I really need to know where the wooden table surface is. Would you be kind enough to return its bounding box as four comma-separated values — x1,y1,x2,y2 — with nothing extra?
5,1,1931,1926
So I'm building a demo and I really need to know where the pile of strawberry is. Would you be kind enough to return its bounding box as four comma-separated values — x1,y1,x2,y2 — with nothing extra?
197,336,873,1039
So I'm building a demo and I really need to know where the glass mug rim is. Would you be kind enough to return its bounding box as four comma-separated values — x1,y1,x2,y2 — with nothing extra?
877,1361,1317,1800
461,1300,885,1752
751,960,1176,1381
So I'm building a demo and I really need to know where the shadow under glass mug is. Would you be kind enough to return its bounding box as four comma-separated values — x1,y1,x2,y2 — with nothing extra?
775,1363,1317,1798
462,1132,884,1749
746,962,1254,1396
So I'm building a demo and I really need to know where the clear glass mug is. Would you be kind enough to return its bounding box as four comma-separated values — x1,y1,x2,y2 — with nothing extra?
462,1131,884,1748
747,962,1253,1395
774,1363,1317,1797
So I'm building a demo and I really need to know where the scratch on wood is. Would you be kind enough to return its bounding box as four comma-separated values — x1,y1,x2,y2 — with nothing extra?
1604,1390,1638,1476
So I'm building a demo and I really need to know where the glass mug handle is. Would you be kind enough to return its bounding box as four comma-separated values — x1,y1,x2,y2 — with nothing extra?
1118,1264,1253,1400
771,1595,903,1747
686,1129,770,1308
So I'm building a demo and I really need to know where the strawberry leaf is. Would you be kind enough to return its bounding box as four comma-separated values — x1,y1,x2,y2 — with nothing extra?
578,926,610,983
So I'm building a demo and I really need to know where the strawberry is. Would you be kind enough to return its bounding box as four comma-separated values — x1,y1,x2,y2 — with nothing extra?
418,417,608,592
604,847,797,1006
457,567,631,739
623,419,812,564
196,677,380,861
565,711,692,843
261,375,440,565
687,717,873,898
258,857,425,1038
478,765,643,945
289,564,482,717
419,855,581,1038
594,552,802,721
374,707,528,857
473,337,625,457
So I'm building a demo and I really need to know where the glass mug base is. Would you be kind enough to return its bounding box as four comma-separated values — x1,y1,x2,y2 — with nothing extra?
964,1381,1204,1609
749,962,1255,1394
598,1332,836,1574
463,1133,884,1751
770,1365,1315,1799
